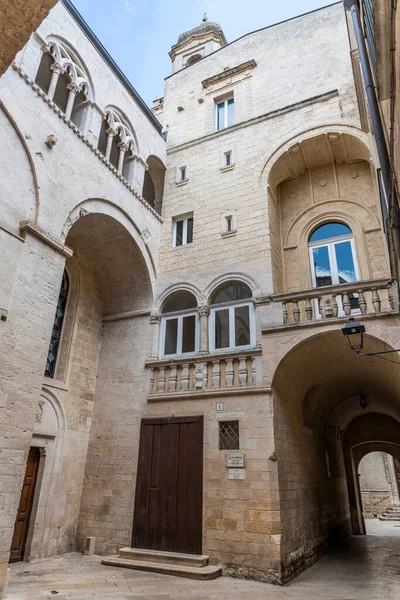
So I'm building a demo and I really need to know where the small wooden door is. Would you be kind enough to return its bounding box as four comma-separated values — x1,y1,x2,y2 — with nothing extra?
9,447,40,562
133,416,203,555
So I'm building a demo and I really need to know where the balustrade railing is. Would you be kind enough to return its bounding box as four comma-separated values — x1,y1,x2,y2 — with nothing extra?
146,350,262,396
271,278,398,326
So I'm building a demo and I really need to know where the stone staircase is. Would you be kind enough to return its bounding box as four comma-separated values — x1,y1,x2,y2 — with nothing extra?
379,506,400,521
101,547,222,580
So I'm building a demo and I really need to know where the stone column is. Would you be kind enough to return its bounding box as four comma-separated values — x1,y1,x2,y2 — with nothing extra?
65,82,80,120
117,141,128,174
47,62,63,100
150,311,161,358
105,128,115,162
197,304,210,355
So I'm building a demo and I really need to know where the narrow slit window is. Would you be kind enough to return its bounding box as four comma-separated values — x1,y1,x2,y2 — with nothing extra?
180,166,187,181
225,152,231,167
226,216,232,232
215,97,234,131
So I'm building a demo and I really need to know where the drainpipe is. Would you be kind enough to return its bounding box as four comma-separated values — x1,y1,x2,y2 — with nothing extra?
344,0,400,266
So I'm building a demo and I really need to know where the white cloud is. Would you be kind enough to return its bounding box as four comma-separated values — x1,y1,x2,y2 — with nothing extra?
123,0,137,15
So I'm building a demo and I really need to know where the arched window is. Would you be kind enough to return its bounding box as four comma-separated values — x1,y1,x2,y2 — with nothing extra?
309,222,360,315
45,269,69,378
142,155,166,215
209,282,255,352
97,108,137,182
34,38,92,127
160,291,198,357
309,223,359,287
186,54,202,66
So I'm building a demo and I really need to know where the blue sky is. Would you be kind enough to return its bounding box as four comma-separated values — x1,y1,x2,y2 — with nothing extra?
72,0,336,107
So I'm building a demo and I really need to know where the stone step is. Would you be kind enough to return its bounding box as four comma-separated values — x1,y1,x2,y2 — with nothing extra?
379,515,400,521
101,557,222,580
118,547,209,567
386,508,400,513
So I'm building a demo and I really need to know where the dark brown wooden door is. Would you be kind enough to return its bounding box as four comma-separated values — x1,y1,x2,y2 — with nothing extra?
133,416,203,555
9,447,40,562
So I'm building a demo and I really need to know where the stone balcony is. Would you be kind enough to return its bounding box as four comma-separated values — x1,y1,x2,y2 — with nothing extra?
265,277,399,330
145,349,265,401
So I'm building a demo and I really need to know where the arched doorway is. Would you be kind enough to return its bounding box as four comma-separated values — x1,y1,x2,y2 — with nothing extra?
271,327,400,581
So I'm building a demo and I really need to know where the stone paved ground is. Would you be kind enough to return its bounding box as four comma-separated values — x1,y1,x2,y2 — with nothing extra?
7,520,400,600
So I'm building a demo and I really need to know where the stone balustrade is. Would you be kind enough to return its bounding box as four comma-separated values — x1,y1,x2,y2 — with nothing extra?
146,349,262,398
271,278,398,326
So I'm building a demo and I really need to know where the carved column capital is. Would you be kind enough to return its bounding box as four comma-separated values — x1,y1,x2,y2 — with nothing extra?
118,141,129,153
150,311,161,324
50,62,64,75
197,304,210,317
66,81,80,95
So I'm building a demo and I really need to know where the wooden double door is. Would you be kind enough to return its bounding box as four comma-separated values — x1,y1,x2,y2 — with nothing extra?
9,447,40,562
133,416,203,555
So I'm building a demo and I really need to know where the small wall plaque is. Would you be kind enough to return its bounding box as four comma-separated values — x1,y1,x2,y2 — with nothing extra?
226,453,245,468
228,468,246,480
216,402,224,412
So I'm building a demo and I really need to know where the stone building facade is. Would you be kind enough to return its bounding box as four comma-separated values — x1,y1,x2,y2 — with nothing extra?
1,0,400,594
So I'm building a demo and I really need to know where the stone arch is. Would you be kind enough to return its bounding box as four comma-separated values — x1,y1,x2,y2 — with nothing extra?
259,126,386,293
259,125,372,189
204,272,262,305
26,387,66,559
142,155,166,215
270,326,400,578
343,414,400,534
61,197,157,284
44,34,95,101
0,101,39,229
285,202,384,287
154,282,202,312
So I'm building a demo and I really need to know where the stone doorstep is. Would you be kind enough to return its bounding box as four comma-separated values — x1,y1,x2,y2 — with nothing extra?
101,557,222,580
118,547,209,567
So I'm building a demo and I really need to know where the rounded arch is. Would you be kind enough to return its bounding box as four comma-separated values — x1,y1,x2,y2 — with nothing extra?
0,101,40,227
142,155,166,215
102,105,139,153
39,386,67,433
186,54,202,66
204,272,262,305
154,282,202,313
161,290,198,313
286,203,382,286
259,125,372,189
64,209,154,314
45,35,95,101
61,197,157,285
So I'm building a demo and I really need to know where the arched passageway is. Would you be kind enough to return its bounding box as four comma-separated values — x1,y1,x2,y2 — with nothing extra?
142,155,165,215
272,327,400,581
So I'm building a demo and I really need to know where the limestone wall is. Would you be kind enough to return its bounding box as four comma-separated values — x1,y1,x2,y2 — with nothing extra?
0,1,165,590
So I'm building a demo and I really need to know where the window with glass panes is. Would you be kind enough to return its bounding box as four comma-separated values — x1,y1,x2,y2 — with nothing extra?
173,215,193,247
160,291,199,357
215,97,234,131
209,283,255,352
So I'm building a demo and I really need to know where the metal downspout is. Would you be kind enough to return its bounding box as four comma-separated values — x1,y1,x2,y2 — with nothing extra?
344,0,400,266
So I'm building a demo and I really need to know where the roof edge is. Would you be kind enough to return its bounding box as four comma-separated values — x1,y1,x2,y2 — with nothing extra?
165,1,342,81
61,0,162,134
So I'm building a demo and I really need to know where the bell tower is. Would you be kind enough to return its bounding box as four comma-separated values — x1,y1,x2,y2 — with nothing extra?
169,15,227,74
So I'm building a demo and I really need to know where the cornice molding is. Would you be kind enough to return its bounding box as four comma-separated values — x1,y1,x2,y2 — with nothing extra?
202,59,256,88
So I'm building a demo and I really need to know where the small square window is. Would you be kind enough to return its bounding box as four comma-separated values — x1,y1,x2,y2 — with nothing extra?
173,215,193,247
219,420,239,450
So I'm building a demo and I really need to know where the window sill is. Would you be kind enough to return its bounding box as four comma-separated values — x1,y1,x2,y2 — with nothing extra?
221,230,237,238
220,164,235,172
172,242,193,249
176,179,189,187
